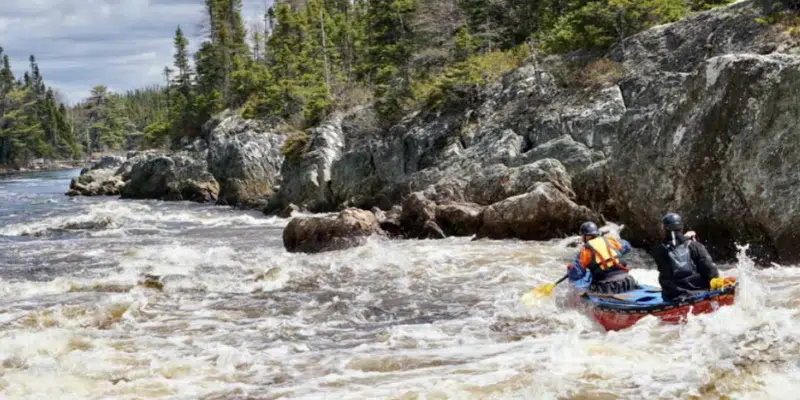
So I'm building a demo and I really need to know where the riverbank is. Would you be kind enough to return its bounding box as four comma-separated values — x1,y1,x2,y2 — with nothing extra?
0,159,88,175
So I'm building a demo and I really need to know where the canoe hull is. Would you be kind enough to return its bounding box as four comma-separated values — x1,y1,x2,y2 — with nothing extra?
582,283,737,331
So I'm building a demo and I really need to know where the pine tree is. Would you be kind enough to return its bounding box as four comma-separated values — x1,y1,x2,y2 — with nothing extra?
366,0,418,120
173,26,193,97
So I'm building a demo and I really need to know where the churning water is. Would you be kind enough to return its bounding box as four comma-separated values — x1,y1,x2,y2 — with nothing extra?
0,169,798,399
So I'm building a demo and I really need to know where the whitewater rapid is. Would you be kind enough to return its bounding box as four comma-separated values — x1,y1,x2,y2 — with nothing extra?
0,169,798,399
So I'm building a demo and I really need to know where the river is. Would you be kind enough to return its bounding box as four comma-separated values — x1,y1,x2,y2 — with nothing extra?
0,169,798,399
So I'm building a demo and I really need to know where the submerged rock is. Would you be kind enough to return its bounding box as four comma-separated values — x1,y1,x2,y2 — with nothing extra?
283,208,383,253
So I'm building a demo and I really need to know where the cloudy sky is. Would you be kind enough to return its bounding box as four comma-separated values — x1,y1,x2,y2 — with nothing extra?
0,0,271,105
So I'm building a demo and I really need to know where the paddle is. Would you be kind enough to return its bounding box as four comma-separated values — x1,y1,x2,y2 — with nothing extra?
530,272,569,297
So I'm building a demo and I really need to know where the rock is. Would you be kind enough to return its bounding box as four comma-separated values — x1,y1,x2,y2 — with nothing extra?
399,192,438,239
277,204,304,219
121,154,219,203
207,114,286,208
610,0,777,75
422,220,447,239
282,208,383,253
65,156,126,196
371,206,386,221
278,112,346,211
607,53,800,262
377,205,403,237
435,202,484,237
88,155,125,171
514,135,598,175
573,160,617,221
465,159,573,205
478,182,597,240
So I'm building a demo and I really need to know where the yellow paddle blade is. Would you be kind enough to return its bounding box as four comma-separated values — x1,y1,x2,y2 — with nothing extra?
532,283,556,297
520,283,556,308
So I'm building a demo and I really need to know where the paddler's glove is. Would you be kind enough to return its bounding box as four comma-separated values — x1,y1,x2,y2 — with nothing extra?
709,277,729,290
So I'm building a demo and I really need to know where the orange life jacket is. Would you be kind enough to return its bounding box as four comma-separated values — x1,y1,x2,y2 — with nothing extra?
585,236,625,271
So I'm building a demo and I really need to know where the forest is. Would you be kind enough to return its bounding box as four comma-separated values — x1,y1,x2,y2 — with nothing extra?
2,0,773,167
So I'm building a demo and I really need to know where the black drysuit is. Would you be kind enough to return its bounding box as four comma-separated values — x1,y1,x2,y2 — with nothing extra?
649,232,720,301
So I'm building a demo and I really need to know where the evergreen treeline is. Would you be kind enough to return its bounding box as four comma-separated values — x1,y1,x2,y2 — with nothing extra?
149,0,735,142
0,48,80,166
0,0,742,167
69,85,170,152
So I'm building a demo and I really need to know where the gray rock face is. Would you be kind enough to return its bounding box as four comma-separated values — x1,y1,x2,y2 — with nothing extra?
513,135,599,175
282,208,383,253
573,160,616,221
609,0,779,75
464,159,573,205
607,53,800,262
278,113,345,211
86,155,125,172
207,114,286,208
121,153,219,203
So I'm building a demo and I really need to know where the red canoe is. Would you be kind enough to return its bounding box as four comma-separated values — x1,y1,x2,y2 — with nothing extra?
580,281,738,331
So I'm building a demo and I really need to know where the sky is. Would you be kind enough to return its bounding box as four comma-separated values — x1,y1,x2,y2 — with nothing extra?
0,0,271,105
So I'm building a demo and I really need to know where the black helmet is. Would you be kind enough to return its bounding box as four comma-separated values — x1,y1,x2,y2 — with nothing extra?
579,221,600,236
662,213,683,231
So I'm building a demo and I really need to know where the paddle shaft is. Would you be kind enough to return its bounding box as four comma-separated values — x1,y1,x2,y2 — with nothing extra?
553,273,569,287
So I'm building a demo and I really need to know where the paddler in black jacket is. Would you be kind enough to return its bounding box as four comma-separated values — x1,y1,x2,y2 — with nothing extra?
650,213,721,301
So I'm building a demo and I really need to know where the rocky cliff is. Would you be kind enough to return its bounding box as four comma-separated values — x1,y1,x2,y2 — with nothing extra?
273,0,800,261
68,1,800,262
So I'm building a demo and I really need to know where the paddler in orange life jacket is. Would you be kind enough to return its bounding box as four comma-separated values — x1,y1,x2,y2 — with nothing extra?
650,213,721,301
566,221,641,294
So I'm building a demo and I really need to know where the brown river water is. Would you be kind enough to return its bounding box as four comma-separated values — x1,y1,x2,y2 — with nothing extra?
0,169,798,399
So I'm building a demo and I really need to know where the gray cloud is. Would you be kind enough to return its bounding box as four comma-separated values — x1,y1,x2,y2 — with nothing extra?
0,0,270,105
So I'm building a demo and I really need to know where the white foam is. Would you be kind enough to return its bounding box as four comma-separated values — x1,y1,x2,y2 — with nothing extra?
2,191,798,399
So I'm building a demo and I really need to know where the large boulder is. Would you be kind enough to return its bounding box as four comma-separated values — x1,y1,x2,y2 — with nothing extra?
478,182,597,240
65,155,126,196
607,53,800,263
283,208,384,253
207,114,286,208
435,202,484,237
399,191,446,239
121,153,219,203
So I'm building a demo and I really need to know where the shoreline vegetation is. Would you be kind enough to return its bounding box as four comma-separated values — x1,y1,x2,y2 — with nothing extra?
5,0,738,168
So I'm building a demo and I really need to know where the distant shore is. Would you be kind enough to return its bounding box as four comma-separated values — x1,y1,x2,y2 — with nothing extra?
0,158,92,175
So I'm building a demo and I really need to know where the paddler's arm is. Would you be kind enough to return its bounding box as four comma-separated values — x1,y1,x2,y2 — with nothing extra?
608,235,632,256
567,248,593,290
689,240,720,280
